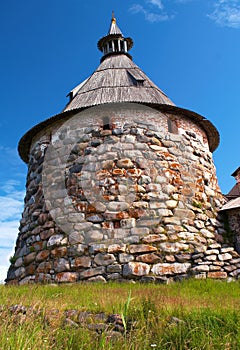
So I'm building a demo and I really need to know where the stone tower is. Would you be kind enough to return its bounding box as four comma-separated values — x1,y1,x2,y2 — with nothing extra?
6,15,240,284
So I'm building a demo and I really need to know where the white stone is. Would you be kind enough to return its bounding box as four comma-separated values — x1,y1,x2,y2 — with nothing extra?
166,200,178,209
192,265,210,272
200,229,215,239
47,234,65,247
152,263,191,276
157,209,173,217
218,253,232,261
205,249,219,255
159,242,189,253
220,247,234,253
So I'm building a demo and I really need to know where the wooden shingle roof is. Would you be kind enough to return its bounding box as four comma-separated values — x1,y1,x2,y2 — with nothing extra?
63,54,174,112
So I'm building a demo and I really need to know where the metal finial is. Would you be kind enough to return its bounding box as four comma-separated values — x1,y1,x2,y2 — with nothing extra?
112,11,116,24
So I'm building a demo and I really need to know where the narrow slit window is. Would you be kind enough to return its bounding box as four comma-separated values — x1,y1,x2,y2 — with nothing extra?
103,116,110,130
168,118,178,134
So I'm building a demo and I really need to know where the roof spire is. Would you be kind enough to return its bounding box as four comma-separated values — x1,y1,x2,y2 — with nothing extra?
112,11,116,24
97,13,134,62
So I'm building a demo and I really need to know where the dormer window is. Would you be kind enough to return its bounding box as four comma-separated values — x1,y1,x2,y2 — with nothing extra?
127,70,145,87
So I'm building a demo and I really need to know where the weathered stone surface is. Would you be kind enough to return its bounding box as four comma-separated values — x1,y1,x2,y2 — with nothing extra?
51,247,68,258
166,200,178,209
136,253,161,264
7,106,239,284
106,264,122,273
221,247,234,253
55,272,79,283
54,258,70,273
191,265,210,273
159,242,189,253
88,275,107,283
123,262,150,277
108,244,126,253
94,253,116,266
89,244,107,254
79,267,105,279
230,269,240,277
175,254,191,263
119,253,134,263
107,202,129,211
218,253,232,261
142,234,167,243
86,230,104,242
36,262,52,273
47,235,65,247
117,158,134,169
131,227,150,236
23,253,36,265
152,263,191,275
205,254,217,261
120,218,136,228
207,271,228,279
174,209,195,220
72,256,91,268
200,229,215,239
14,257,23,268
35,250,50,262
128,244,157,254
205,249,219,255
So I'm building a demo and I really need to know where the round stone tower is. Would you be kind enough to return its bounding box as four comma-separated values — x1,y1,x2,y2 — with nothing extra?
6,15,240,284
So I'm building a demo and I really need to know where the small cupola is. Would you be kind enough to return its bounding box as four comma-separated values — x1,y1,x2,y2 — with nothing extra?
97,12,133,62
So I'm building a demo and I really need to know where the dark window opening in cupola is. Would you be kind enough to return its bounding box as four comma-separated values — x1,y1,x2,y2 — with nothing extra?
114,40,119,52
120,40,124,52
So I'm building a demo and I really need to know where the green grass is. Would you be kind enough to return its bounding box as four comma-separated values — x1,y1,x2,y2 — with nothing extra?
0,279,239,349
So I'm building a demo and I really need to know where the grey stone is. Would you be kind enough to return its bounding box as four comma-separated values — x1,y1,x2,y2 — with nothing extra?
79,267,105,279
107,202,129,211
119,253,134,263
94,253,116,266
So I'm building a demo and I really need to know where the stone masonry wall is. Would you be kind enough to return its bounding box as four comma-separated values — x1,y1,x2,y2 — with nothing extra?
225,209,240,253
6,104,240,284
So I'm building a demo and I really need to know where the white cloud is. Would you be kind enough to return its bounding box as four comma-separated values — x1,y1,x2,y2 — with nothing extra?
208,0,240,28
129,1,173,22
0,146,26,282
147,0,164,10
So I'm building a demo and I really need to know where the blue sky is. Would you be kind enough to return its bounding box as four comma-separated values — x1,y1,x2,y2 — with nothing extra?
0,0,239,281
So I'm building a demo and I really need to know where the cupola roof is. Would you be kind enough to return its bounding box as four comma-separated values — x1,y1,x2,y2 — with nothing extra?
97,13,133,62
108,12,123,35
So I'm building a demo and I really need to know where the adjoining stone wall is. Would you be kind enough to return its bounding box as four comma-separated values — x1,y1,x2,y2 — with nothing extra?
224,209,240,253
6,104,240,284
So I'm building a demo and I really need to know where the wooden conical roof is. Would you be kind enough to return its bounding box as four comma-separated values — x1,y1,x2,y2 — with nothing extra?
63,54,174,112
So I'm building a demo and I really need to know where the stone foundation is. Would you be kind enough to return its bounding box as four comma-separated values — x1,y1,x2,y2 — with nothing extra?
6,104,240,284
